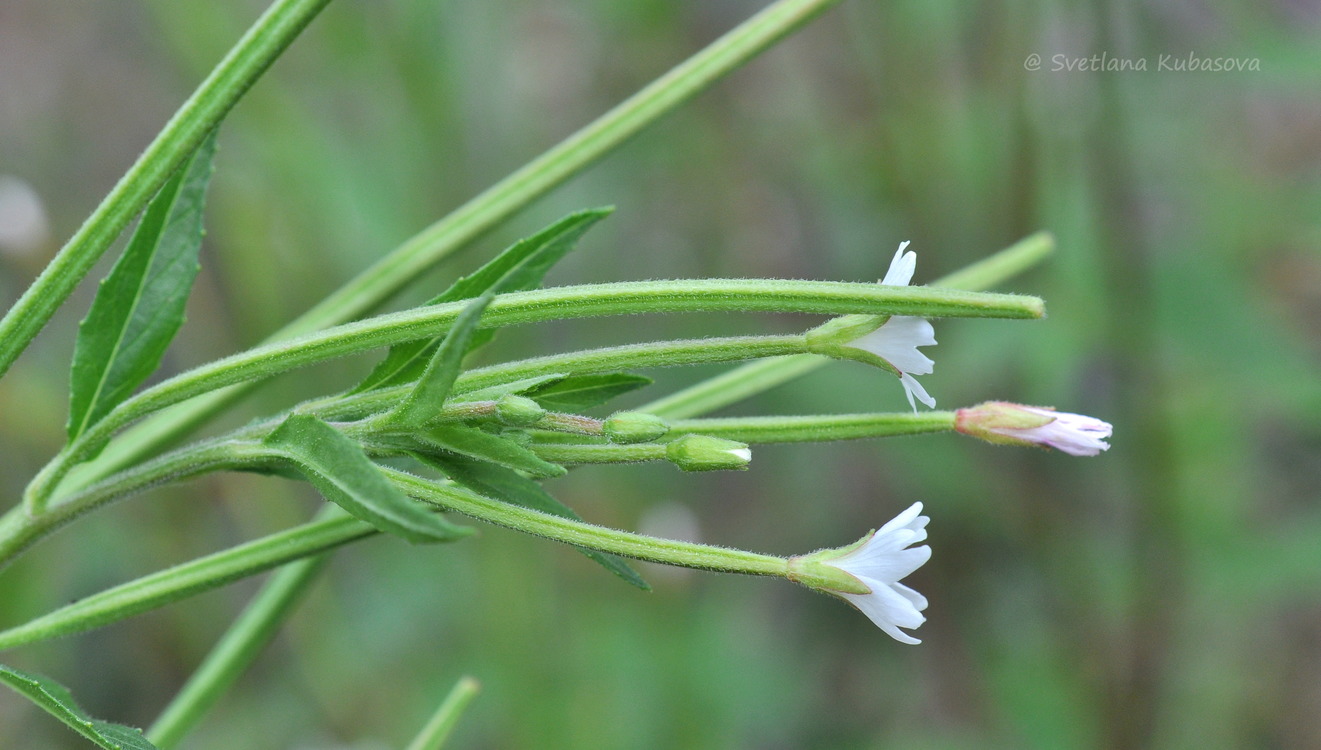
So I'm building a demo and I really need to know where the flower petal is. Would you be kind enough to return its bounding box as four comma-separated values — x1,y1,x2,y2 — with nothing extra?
881,241,915,286
900,373,936,410
848,317,937,374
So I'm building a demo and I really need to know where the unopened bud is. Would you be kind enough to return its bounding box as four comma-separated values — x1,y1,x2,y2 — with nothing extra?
664,435,751,472
603,411,670,444
495,395,545,427
955,401,1111,456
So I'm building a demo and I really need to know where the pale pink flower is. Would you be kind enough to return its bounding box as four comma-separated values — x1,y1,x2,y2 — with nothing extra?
956,402,1113,456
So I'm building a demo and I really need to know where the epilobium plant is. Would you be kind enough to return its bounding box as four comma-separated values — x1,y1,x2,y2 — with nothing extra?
0,0,1111,747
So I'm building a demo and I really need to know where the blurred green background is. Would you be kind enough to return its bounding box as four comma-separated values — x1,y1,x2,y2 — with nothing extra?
2,0,1320,747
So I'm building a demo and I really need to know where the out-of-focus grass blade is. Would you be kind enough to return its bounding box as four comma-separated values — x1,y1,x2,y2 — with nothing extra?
0,664,158,749
67,132,217,444
417,454,649,590
263,414,470,543
405,675,482,750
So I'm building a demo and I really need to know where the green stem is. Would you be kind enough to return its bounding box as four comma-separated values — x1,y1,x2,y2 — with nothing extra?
287,336,811,441
0,0,333,381
73,0,849,503
35,280,1040,510
667,411,957,443
0,468,792,651
389,469,787,575
0,439,259,570
529,412,957,462
532,442,667,465
405,676,482,750
454,335,809,396
639,354,825,420
0,509,372,652
146,511,336,748
640,232,1057,419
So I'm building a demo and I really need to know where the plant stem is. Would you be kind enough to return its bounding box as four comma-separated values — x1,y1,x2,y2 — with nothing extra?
405,676,482,750
73,0,850,501
667,411,957,443
0,509,373,652
0,439,259,570
7,335,798,569
453,335,810,396
639,232,1057,419
0,0,333,381
389,469,788,576
38,280,1038,508
0,468,794,651
145,511,337,749
32,333,809,517
531,443,667,465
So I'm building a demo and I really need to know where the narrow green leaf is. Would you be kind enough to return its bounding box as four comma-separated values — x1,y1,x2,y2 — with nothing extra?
263,414,470,543
456,373,568,402
0,664,158,749
417,424,566,479
438,207,613,303
417,455,649,590
525,373,653,412
67,131,218,443
351,208,612,394
387,290,498,428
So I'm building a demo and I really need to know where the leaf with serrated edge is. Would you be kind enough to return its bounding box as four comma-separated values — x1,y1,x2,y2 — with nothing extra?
0,664,158,749
417,454,649,590
68,131,217,443
350,208,612,394
525,373,652,412
418,424,565,478
263,414,470,543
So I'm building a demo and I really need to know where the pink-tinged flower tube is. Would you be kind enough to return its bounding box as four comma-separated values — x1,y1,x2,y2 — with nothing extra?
955,401,1112,456
840,243,937,410
791,502,931,644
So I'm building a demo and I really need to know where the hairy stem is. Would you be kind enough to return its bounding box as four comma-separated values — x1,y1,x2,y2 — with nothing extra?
73,0,851,499
640,232,1056,419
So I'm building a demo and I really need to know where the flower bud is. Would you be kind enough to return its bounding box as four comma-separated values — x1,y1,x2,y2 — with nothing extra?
602,411,670,444
664,435,751,472
495,395,546,427
955,401,1111,456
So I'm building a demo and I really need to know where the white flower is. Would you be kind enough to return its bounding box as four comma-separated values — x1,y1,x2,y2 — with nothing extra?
955,402,1113,456
843,242,937,410
824,502,932,644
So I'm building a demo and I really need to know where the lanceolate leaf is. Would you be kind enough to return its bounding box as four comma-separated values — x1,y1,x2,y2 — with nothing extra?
417,424,566,478
0,664,158,750
351,208,613,394
456,373,568,402
263,414,470,543
417,455,649,590
67,131,218,443
525,373,652,412
386,290,498,428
